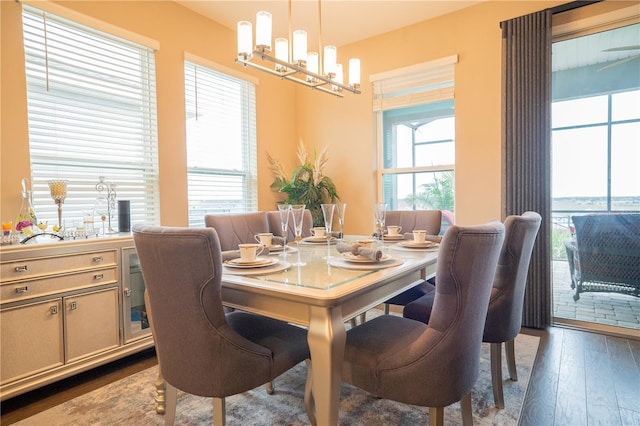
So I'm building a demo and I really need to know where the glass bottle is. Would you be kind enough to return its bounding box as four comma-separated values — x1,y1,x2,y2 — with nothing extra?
15,178,38,237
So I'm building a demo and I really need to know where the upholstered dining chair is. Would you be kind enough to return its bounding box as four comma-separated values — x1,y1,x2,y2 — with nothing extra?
204,212,270,251
382,209,443,315
132,224,310,425
403,211,541,409
338,221,505,426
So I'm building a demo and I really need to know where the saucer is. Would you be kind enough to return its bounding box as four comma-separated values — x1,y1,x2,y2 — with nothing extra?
398,241,439,249
301,236,337,244
341,252,392,263
382,234,405,240
224,257,278,268
267,244,284,252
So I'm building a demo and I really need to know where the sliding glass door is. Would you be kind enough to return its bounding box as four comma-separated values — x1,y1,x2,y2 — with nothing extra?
551,17,639,335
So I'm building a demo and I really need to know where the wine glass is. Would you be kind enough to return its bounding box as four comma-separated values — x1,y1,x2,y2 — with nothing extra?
277,204,290,257
334,203,347,240
374,202,387,245
321,203,335,259
289,204,306,266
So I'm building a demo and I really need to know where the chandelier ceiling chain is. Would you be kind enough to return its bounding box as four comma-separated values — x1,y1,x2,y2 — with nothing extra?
235,0,361,98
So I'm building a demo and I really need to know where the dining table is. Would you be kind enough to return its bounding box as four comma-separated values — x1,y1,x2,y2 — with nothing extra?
148,235,438,426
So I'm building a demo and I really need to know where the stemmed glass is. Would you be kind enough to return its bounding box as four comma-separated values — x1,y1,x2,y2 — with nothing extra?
321,203,335,259
334,203,347,240
277,204,290,258
94,196,109,236
289,204,306,266
374,202,387,245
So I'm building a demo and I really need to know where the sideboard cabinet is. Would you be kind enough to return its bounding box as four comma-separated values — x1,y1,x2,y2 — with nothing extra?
0,235,153,400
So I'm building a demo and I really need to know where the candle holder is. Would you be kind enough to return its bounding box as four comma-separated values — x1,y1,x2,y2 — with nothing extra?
95,176,117,234
48,180,68,232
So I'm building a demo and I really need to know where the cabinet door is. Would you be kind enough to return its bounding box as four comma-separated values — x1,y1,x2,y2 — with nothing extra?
122,248,151,343
65,287,119,363
1,299,64,384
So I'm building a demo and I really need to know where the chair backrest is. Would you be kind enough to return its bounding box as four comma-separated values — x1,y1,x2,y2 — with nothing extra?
266,209,314,240
132,224,273,396
483,211,542,343
571,213,640,285
377,221,505,407
385,210,442,235
204,212,270,251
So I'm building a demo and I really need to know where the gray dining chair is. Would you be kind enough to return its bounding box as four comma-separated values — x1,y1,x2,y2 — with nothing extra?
403,211,541,408
132,224,310,425
338,221,505,426
204,212,270,251
382,209,442,315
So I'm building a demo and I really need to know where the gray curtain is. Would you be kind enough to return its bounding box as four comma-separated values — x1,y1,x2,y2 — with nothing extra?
501,10,552,329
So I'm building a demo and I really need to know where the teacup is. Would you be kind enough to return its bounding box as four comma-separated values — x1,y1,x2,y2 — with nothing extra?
254,232,273,246
311,227,326,238
412,230,427,243
356,239,375,248
238,243,265,262
387,225,402,236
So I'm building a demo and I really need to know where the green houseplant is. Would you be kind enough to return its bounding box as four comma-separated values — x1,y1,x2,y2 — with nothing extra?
268,140,339,226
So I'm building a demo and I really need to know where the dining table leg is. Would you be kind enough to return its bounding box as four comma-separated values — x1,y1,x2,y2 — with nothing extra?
307,305,346,426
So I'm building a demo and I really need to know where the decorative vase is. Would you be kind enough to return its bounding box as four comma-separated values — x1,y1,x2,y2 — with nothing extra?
15,178,38,238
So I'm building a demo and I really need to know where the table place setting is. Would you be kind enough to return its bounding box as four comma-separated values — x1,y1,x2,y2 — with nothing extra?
329,241,404,270
300,227,338,245
221,243,291,275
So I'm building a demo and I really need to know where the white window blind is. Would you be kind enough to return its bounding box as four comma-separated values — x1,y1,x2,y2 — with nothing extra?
184,60,257,228
371,55,458,111
22,4,160,230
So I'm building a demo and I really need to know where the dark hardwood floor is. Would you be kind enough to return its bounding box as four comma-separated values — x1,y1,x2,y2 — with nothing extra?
1,328,639,425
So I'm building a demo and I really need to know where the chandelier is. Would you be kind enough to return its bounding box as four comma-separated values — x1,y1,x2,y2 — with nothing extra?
235,0,361,98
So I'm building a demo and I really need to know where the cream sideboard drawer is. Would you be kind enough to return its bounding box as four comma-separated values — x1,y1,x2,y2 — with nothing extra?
0,250,117,282
1,268,118,303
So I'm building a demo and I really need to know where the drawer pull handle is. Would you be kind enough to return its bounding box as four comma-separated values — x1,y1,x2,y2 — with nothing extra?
93,256,104,263
69,301,77,310
14,265,28,272
94,273,104,281
15,286,28,293
124,288,131,297
50,306,58,315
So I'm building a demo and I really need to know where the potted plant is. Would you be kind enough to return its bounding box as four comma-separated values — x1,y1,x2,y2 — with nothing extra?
268,140,339,226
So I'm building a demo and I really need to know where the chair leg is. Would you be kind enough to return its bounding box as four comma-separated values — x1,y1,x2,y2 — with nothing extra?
360,312,366,323
490,342,505,409
384,303,390,315
460,392,473,426
349,318,358,328
304,359,317,426
213,397,226,425
265,381,274,394
164,383,177,426
429,406,444,426
505,339,518,381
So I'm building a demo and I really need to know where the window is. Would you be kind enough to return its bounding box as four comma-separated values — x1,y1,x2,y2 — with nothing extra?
184,59,257,228
372,56,457,212
22,5,160,229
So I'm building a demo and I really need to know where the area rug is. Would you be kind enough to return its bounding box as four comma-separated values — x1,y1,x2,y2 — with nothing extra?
16,334,539,426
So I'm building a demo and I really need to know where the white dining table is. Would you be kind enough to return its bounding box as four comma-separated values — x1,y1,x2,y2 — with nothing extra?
149,236,438,426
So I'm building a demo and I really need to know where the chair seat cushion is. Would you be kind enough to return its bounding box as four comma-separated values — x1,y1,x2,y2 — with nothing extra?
227,311,309,378
344,315,427,392
402,286,436,324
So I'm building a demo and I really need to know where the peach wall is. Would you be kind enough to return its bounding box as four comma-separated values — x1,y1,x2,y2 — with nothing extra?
1,0,567,231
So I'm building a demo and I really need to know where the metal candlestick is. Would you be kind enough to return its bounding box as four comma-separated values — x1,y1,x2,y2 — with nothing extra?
95,176,117,234
48,180,68,231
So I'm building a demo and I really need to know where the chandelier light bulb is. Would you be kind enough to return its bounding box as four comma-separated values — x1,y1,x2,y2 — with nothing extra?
293,30,308,65
307,52,319,81
349,58,361,87
275,37,289,71
237,21,253,58
324,45,337,76
255,11,272,51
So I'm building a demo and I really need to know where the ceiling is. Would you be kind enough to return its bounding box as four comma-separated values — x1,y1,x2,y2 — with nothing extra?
174,1,485,48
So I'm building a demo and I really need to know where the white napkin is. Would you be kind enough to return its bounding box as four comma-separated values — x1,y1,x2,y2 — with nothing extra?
336,242,383,261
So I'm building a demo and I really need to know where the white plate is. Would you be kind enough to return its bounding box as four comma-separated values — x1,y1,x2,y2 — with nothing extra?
224,257,278,268
398,241,439,249
267,244,284,252
341,252,392,263
301,236,337,244
382,234,405,240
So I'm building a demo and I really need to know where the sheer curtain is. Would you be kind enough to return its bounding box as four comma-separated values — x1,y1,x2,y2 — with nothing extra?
501,9,552,329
